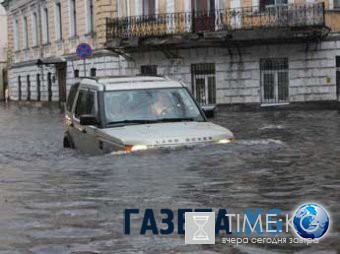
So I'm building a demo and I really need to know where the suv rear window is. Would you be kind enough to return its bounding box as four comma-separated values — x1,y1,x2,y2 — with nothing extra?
66,83,80,112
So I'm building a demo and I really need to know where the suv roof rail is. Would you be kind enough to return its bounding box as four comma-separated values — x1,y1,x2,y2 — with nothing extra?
76,76,97,80
136,74,168,78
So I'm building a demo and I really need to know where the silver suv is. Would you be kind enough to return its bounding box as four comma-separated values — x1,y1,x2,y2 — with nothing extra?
64,76,234,155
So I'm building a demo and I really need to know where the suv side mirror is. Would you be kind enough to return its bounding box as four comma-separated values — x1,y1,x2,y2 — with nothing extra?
80,115,98,125
201,105,216,118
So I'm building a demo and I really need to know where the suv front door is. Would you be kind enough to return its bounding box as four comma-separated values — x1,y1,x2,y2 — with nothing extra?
71,88,101,154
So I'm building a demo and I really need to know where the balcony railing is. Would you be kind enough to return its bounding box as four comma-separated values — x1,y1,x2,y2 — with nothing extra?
106,3,325,40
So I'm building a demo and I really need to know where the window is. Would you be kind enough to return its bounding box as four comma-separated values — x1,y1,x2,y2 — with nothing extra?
14,19,19,50
191,63,216,106
70,0,77,37
48,72,52,101
193,0,215,12
32,12,39,46
142,0,156,15
90,68,97,77
37,74,41,101
74,69,79,78
260,58,289,104
335,0,340,9
23,17,28,49
66,83,80,111
75,90,96,118
260,0,288,11
117,0,130,17
141,65,157,75
18,76,22,100
55,2,63,40
86,0,94,34
104,88,204,124
42,8,49,44
27,75,31,101
336,56,340,99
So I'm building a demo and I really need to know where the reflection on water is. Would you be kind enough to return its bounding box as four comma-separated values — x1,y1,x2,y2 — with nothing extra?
0,103,339,253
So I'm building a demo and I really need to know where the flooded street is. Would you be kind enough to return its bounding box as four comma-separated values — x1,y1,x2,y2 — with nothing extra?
0,103,339,254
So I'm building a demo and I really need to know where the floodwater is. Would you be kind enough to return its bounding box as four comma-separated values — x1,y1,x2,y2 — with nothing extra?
0,103,339,254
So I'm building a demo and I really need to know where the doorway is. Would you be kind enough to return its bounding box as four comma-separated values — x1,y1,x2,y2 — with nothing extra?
56,63,67,103
336,56,340,101
337,71,340,101
230,0,241,29
260,58,289,105
2,68,7,101
192,0,216,33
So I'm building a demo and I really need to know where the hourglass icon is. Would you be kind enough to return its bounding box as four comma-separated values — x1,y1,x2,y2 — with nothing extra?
193,216,209,241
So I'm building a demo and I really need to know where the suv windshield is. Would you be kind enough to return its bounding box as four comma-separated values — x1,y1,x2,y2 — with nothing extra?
104,88,205,126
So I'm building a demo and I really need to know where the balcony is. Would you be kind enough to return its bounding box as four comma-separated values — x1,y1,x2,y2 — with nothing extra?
106,3,328,50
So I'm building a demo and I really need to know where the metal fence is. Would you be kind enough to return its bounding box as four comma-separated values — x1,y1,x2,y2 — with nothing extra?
107,3,325,39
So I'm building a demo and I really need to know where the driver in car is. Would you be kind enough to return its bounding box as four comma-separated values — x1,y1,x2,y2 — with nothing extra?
152,92,177,117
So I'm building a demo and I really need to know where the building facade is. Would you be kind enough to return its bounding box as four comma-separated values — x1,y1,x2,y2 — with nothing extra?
0,4,7,100
2,0,124,103
108,0,340,106
2,0,340,106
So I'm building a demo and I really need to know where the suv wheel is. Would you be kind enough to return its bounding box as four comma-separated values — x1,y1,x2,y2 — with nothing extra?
63,135,74,149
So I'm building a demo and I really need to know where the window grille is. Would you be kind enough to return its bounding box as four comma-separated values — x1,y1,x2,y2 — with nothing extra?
141,65,157,76
260,58,289,104
191,63,216,106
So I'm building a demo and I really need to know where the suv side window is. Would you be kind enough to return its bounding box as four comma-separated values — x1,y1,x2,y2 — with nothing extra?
74,89,97,119
66,83,80,112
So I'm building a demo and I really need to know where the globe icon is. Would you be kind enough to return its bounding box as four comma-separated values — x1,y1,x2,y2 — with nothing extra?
292,203,330,239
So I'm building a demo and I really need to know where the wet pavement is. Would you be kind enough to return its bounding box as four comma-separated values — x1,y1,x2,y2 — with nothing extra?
0,102,339,254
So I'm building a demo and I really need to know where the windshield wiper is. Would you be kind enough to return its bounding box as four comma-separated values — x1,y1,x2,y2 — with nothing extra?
107,120,158,126
107,118,197,127
155,117,196,122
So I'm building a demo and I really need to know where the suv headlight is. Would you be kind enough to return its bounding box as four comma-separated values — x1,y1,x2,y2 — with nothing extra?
217,138,235,144
124,144,148,152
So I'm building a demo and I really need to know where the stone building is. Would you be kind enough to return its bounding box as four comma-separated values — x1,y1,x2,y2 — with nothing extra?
2,0,340,106
0,3,7,100
2,0,122,103
108,0,340,106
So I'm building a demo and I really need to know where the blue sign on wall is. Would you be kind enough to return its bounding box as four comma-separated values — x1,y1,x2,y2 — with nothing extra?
76,43,93,59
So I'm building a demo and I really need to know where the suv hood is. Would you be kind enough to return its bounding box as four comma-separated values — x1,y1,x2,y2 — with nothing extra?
99,122,234,147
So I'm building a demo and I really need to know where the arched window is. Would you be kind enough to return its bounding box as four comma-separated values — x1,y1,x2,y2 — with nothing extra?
55,2,63,40
42,8,49,43
69,0,77,37
32,12,39,46
14,19,20,50
23,17,29,49
86,0,94,34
